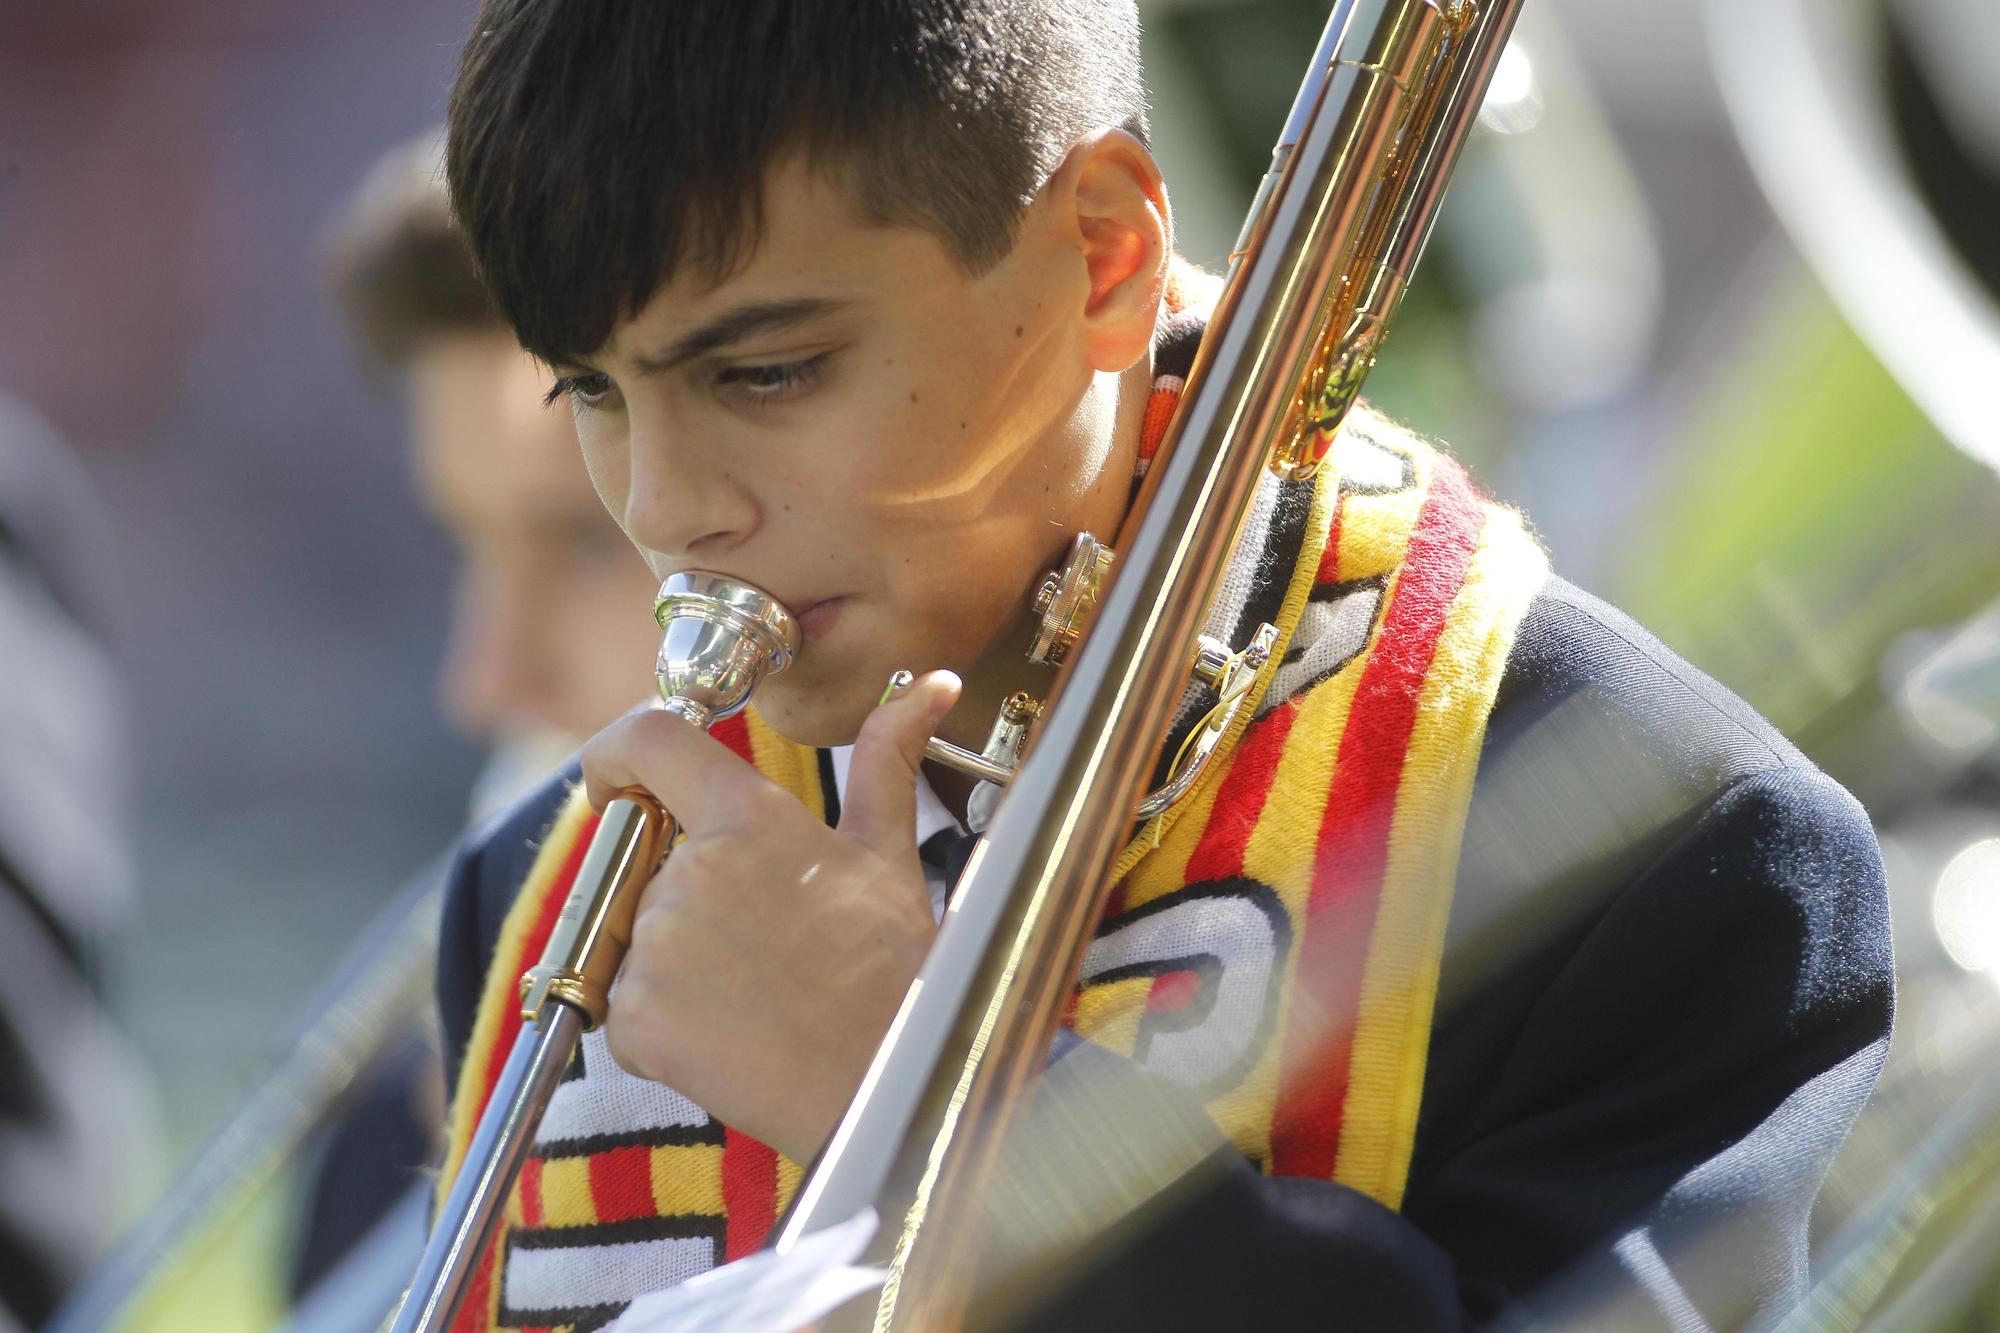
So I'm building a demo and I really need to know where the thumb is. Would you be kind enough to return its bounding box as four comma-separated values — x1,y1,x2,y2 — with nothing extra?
839,669,962,855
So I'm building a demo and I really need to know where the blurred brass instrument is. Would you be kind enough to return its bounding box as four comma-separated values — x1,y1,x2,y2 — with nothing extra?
383,0,1529,1326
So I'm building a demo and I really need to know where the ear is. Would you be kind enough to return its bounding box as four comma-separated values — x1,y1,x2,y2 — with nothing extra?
1048,129,1172,373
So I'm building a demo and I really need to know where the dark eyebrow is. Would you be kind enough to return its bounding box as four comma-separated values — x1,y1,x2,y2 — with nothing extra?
635,297,849,375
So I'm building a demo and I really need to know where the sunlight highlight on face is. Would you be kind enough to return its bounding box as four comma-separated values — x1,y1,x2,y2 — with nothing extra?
547,156,1151,748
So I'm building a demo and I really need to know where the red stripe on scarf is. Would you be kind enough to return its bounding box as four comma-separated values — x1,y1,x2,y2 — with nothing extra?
1147,969,1204,1014
1139,383,1182,464
712,711,754,762
1100,880,1128,920
452,713,762,1327
1316,497,1344,586
520,1157,546,1228
590,1143,658,1223
454,815,601,1332
721,1128,780,1261
1269,458,1485,1180
474,813,604,1117
455,1249,496,1333
1184,699,1300,884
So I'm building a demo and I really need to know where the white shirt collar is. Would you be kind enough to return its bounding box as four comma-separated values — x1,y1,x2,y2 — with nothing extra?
826,745,967,845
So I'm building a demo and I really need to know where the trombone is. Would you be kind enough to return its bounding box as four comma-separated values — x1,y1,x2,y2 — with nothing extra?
395,0,1526,1324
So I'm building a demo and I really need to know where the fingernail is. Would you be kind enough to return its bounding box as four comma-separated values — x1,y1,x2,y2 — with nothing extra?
880,669,916,705
929,671,961,722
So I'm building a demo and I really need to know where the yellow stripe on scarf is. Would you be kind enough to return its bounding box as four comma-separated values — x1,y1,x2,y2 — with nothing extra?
1334,478,1545,1208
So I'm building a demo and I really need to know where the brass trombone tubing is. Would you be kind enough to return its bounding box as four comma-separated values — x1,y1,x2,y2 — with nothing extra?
393,1002,584,1332
393,569,796,1329
922,737,1017,787
391,792,670,1333
774,0,1527,1326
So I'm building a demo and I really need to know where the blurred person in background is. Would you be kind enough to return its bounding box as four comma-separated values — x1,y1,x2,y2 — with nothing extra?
329,133,666,822
0,396,160,1328
276,133,664,1309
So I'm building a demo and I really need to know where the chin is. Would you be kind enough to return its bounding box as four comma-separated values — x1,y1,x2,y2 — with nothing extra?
747,676,871,749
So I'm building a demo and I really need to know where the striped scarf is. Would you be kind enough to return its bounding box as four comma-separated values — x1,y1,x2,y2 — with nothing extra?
437,372,1547,1331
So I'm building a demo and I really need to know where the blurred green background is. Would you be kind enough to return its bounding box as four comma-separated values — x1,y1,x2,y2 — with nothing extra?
6,0,1996,1325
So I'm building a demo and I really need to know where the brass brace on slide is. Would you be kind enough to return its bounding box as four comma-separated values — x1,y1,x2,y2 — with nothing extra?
923,533,1277,819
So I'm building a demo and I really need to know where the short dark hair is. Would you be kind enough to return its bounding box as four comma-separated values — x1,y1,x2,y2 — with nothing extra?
326,134,500,374
446,1,1149,366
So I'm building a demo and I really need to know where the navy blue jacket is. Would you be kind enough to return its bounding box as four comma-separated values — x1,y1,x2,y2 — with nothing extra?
436,577,1893,1330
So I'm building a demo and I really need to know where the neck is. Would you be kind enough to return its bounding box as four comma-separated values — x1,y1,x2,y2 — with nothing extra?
926,351,1156,823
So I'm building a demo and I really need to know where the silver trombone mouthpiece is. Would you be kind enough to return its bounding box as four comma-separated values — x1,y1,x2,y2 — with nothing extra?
653,572,799,728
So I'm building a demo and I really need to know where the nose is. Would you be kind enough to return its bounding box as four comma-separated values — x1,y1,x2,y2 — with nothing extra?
620,412,758,563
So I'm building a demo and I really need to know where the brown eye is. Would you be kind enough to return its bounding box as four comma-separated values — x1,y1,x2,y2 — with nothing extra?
546,373,616,409
716,354,827,405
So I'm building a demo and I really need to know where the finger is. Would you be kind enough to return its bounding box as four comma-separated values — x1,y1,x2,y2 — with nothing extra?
838,669,962,855
579,708,783,834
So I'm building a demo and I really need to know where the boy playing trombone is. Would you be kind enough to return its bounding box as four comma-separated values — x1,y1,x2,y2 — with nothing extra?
430,3,1891,1327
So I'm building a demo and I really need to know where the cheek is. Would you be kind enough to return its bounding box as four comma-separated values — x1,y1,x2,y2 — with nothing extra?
831,402,1067,549
575,428,629,521
778,329,1100,636
856,422,1099,622
836,335,1056,512
875,514,1051,671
